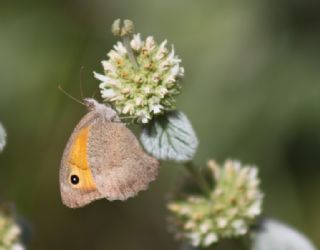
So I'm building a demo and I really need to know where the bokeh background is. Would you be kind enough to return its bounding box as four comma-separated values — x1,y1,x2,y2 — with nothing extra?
0,0,320,249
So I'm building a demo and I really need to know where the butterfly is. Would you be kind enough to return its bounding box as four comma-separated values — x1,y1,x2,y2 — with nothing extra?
59,98,159,208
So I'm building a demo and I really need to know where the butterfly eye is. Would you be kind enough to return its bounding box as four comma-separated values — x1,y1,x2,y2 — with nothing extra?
70,175,79,185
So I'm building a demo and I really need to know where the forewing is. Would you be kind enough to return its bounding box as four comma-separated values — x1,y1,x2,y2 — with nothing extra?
60,111,103,208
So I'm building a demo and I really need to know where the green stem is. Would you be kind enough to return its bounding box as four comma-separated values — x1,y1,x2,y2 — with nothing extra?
240,234,251,250
211,237,251,250
184,161,211,196
122,35,139,69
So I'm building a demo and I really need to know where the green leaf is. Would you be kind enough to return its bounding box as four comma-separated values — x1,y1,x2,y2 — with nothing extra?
0,122,6,152
251,219,317,250
140,110,198,162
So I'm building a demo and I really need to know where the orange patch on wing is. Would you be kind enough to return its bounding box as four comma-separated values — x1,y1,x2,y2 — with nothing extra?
68,126,97,191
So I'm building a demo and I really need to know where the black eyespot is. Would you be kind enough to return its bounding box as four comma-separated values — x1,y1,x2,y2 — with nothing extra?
70,175,79,185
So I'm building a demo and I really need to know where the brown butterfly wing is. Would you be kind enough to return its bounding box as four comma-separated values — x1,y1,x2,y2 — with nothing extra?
60,111,103,208
87,117,159,201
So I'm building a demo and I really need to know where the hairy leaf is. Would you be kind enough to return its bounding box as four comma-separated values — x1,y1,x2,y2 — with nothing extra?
140,111,198,162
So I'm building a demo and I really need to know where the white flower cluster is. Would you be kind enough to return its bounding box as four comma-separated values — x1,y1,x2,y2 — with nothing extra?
94,33,184,123
167,160,263,247
0,210,25,250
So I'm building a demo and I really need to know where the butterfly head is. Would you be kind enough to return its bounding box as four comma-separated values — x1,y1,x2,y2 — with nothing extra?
83,98,119,121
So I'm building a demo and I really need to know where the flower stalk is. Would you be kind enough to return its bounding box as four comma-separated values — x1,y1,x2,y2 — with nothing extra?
184,161,211,196
122,35,139,69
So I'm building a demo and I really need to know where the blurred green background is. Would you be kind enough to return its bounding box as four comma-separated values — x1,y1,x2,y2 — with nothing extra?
0,0,320,249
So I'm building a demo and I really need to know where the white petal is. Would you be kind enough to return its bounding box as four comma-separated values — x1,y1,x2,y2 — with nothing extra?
199,222,211,233
155,40,168,60
101,89,116,99
135,96,144,106
152,104,163,114
158,60,169,72
113,42,127,55
168,45,175,60
3,225,21,245
203,233,218,246
185,220,196,229
137,110,151,124
145,36,156,51
164,75,176,84
233,160,242,171
216,217,228,229
107,50,122,61
143,86,151,94
171,64,180,77
168,46,181,64
130,33,143,51
165,64,180,83
179,66,185,76
123,104,134,114
188,232,201,247
247,200,262,218
157,86,168,97
93,72,109,82
249,167,258,180
180,206,192,215
94,72,120,88
102,60,116,72
232,219,247,235
159,40,168,50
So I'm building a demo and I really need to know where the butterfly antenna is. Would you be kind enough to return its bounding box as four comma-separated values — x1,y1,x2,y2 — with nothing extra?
58,85,85,106
91,88,99,98
80,66,84,99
